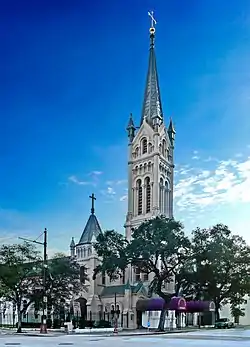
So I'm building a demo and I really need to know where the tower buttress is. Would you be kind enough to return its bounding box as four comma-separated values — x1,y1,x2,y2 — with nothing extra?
70,237,75,257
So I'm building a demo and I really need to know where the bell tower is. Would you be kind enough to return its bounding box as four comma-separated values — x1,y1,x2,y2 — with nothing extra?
125,12,176,241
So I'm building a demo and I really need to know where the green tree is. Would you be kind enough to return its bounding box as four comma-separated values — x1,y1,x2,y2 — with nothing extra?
189,224,250,319
230,294,246,324
0,242,42,332
94,216,191,331
0,245,87,333
45,253,87,315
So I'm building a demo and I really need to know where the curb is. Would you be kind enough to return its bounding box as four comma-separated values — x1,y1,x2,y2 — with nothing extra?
16,329,201,338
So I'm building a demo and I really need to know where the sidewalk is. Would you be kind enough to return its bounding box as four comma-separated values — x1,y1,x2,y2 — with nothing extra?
6,327,210,338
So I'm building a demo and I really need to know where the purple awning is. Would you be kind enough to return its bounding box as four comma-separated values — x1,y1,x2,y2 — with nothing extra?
136,297,186,312
186,301,215,313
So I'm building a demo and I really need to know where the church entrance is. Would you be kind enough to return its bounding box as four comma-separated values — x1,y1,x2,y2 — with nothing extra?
75,297,87,319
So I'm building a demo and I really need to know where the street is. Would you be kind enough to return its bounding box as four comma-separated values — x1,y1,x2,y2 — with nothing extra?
1,329,250,346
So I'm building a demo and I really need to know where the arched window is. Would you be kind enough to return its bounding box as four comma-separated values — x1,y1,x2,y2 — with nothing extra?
80,266,86,284
142,138,147,154
145,177,151,213
83,248,86,258
81,248,83,258
148,142,152,153
159,178,164,213
137,179,142,215
162,140,166,157
88,248,91,256
165,181,170,215
135,147,139,157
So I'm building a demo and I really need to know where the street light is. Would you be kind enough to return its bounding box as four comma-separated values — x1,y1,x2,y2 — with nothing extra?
19,228,48,334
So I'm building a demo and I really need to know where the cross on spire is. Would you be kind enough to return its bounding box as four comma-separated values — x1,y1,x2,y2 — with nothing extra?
148,11,157,29
89,193,96,214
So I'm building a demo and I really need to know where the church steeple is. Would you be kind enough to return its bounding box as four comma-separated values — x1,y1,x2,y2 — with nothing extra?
77,193,102,245
125,12,175,241
141,11,163,127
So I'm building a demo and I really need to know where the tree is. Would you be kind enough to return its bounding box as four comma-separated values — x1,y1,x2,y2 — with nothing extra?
0,245,88,333
0,242,42,332
45,253,87,316
230,294,246,324
94,216,191,331
188,224,250,320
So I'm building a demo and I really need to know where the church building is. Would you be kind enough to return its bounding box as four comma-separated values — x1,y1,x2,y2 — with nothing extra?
69,16,177,329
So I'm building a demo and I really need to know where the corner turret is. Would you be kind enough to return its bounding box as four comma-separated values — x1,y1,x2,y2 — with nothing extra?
168,118,176,146
70,237,75,257
126,113,136,143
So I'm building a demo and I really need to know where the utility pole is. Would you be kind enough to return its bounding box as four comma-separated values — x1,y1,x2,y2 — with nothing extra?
19,228,48,334
113,292,118,334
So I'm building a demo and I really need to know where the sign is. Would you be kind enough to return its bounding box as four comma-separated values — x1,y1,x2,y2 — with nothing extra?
40,324,47,334
147,321,150,328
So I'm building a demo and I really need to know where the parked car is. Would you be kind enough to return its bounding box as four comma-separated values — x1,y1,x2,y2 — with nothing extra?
214,318,234,329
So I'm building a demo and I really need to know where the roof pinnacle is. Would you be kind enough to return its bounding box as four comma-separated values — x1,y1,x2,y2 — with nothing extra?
89,193,96,214
141,11,163,126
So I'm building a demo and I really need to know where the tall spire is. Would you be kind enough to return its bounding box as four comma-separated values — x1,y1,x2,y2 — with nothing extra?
140,11,163,126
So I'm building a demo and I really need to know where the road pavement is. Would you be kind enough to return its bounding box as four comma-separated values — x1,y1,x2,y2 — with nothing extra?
0,328,250,346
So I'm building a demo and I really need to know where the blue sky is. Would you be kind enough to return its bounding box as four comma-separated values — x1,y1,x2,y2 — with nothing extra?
1,0,250,255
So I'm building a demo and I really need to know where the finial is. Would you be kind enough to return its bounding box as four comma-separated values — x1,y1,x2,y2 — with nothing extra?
70,237,75,248
127,113,136,143
89,193,96,214
148,11,157,35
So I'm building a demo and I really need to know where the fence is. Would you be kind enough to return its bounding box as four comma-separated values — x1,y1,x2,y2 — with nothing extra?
0,311,130,329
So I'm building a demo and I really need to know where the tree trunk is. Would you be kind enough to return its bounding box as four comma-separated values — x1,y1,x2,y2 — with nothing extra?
16,304,22,333
215,303,220,321
157,309,167,331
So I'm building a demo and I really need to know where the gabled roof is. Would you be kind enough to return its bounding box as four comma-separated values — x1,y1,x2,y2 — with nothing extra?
77,213,102,245
101,282,148,297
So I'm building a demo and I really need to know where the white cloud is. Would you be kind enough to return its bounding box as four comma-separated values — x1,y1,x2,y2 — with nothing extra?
100,186,116,199
174,156,250,212
120,195,127,202
107,187,116,195
89,171,103,176
204,156,218,162
68,175,90,186
192,156,200,160
68,171,103,186
106,179,127,186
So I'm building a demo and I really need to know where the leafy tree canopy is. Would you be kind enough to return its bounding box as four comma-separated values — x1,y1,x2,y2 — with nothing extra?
0,244,87,331
179,224,250,318
0,242,42,305
94,216,191,302
45,252,87,312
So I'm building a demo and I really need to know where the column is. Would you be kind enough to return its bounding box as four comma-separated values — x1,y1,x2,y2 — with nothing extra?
134,188,138,216
132,188,135,216
159,183,162,213
142,184,146,214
